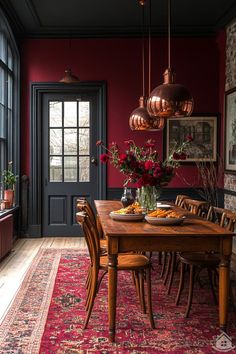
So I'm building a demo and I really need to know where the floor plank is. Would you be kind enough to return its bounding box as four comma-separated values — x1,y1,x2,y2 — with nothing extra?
0,237,86,322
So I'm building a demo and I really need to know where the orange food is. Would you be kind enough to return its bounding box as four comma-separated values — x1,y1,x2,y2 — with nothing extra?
148,208,181,218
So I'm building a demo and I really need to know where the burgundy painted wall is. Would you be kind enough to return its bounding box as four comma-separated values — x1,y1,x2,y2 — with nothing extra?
20,37,222,188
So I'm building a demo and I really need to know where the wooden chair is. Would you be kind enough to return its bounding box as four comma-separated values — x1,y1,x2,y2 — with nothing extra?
175,194,190,207
182,198,209,217
76,211,155,330
161,194,190,285
175,207,236,318
77,198,107,254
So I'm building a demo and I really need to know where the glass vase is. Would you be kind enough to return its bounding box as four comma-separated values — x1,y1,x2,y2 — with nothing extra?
139,186,161,211
121,187,134,207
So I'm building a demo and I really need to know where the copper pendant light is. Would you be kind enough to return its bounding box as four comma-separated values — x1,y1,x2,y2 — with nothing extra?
129,0,164,131
147,0,194,118
60,68,80,83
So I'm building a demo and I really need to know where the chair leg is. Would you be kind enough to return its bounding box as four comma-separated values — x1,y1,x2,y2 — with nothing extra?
139,270,146,314
207,268,218,305
175,262,185,306
84,270,98,329
160,252,167,278
134,270,141,308
164,252,172,285
185,265,195,318
158,251,162,265
167,252,176,294
146,267,155,329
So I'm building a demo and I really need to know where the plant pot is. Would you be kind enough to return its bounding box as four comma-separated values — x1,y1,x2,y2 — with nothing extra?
3,189,14,208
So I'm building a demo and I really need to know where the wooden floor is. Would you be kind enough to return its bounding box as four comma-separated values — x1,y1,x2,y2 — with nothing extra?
0,237,86,323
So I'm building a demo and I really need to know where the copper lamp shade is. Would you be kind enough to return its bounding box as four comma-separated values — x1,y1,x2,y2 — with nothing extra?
129,96,165,131
147,68,194,118
59,69,79,83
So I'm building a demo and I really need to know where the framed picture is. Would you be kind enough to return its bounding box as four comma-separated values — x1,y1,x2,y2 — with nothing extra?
166,116,217,162
225,88,236,173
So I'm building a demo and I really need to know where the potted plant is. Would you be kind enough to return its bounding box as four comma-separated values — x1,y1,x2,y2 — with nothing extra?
2,162,17,208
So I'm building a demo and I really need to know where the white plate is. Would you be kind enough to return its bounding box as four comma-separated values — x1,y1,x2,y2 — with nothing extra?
156,204,171,209
145,215,185,225
109,212,145,221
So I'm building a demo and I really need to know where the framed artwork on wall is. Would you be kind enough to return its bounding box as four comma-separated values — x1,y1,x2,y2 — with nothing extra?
166,116,217,162
225,88,236,173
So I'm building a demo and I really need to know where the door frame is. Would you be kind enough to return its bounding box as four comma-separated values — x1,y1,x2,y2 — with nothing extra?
29,82,107,237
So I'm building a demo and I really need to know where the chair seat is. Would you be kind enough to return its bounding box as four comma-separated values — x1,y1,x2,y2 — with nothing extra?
100,254,150,270
179,252,220,267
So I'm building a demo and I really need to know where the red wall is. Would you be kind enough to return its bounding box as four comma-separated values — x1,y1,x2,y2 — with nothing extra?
20,37,224,188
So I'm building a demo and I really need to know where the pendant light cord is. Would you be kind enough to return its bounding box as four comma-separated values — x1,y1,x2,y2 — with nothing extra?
168,0,171,69
141,2,145,97
148,0,151,95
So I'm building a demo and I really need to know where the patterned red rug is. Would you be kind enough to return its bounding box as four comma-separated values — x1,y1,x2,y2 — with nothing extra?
0,248,236,353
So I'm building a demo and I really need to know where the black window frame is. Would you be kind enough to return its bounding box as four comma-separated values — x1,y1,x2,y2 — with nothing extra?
0,7,20,204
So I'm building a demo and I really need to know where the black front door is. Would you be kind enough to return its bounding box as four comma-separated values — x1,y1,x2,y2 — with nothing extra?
42,91,101,236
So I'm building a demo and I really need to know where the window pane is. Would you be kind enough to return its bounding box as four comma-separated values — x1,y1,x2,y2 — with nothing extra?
49,101,62,127
50,157,62,182
79,128,89,155
79,156,90,182
64,156,77,182
8,75,12,109
0,33,7,64
64,101,77,127
0,67,4,104
7,109,12,161
0,104,5,138
64,128,77,155
50,129,62,155
8,45,13,70
79,101,89,127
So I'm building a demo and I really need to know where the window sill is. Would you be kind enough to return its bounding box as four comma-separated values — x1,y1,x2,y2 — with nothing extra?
0,206,19,219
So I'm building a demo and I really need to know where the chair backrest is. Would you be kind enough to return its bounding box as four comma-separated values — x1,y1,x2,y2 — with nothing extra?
182,198,209,217
206,205,236,231
206,206,226,225
221,210,236,231
175,195,189,208
76,211,100,270
77,197,103,239
77,198,96,225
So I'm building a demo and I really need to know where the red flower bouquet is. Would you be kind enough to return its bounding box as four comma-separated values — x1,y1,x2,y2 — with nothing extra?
97,137,192,209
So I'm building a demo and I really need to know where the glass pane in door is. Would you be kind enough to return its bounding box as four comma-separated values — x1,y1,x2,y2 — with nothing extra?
50,156,62,182
48,100,91,183
64,156,77,182
64,101,77,127
50,102,62,127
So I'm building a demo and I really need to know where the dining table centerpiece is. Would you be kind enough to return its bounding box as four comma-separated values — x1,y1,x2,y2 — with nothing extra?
97,137,193,210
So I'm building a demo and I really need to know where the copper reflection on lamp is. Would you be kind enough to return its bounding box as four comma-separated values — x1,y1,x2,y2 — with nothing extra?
147,68,194,118
129,96,165,130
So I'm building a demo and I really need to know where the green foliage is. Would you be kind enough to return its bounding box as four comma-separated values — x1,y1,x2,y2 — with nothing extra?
2,162,17,190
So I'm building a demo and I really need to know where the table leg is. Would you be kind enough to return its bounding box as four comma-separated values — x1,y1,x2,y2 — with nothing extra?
219,256,230,332
108,253,118,342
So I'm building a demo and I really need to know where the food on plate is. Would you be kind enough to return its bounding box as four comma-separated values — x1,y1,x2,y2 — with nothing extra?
147,208,181,218
113,203,143,215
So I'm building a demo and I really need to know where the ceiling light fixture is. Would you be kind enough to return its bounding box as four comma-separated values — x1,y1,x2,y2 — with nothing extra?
147,0,194,118
59,40,80,84
60,68,80,83
129,0,164,131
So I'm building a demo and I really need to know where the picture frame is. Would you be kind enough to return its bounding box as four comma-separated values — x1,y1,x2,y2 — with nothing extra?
166,116,217,162
225,88,236,173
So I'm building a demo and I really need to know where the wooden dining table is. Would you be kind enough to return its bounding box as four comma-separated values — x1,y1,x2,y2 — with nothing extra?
95,200,236,342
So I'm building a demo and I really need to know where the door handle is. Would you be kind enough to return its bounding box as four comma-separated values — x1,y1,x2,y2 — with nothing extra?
91,156,97,165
